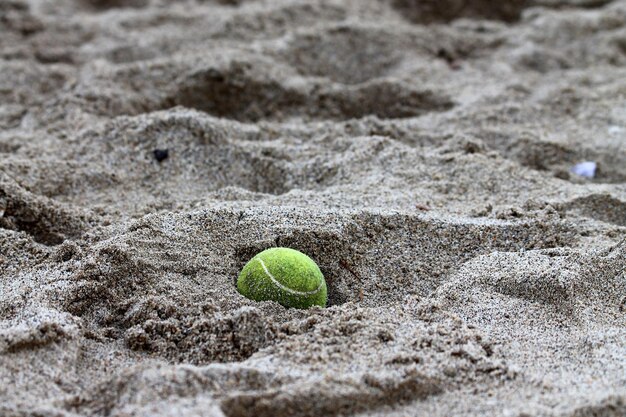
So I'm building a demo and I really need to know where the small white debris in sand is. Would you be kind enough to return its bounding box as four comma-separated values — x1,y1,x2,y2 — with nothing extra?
571,161,597,178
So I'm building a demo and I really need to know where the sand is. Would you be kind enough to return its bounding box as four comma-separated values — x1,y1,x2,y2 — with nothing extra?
1,0,625,416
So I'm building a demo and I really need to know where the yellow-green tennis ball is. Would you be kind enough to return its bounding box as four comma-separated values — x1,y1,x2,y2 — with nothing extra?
237,247,327,309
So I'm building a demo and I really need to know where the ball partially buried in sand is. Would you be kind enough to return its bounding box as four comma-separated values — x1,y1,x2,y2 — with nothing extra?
237,247,327,309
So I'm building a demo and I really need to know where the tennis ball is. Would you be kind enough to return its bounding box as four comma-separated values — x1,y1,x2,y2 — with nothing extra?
237,247,327,309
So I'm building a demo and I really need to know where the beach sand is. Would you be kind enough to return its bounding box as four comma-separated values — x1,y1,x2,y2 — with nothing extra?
1,0,625,416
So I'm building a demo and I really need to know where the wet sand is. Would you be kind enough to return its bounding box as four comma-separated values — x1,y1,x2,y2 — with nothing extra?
1,0,625,416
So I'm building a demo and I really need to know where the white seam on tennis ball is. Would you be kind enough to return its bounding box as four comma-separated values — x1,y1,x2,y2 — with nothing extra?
256,257,323,296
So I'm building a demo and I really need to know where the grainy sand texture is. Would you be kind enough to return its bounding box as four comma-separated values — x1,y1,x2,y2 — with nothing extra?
1,0,625,416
